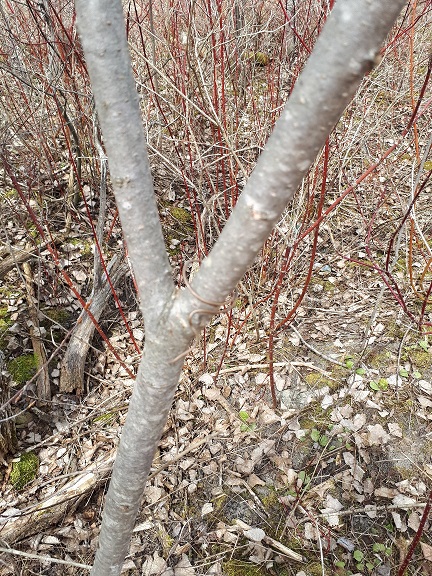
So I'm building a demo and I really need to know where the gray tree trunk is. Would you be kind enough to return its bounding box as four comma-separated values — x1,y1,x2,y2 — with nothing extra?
74,0,406,574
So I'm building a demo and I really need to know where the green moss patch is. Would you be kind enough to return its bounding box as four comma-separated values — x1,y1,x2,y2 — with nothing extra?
366,348,394,370
407,348,431,369
304,370,339,391
164,205,195,254
169,206,192,224
243,50,271,67
0,307,12,348
0,307,11,323
93,412,116,425
7,354,37,386
2,188,18,199
10,452,39,490
41,306,73,329
68,238,93,256
224,559,291,575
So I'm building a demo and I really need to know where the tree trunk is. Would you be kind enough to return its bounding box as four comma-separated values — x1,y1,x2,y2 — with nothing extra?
74,0,406,574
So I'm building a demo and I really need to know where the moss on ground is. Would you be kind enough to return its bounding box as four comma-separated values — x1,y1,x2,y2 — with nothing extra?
406,348,431,369
92,412,116,425
164,205,194,255
366,348,394,369
0,307,11,324
299,406,332,431
223,560,290,576
2,187,18,199
306,561,331,575
7,354,37,386
304,371,339,391
0,307,12,349
157,524,174,556
212,492,228,514
68,237,93,257
169,206,192,224
386,320,406,339
10,452,39,490
243,50,271,67
41,306,73,328
310,276,336,294
223,561,264,576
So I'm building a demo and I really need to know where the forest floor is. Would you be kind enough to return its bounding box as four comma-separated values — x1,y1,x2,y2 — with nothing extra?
1,7,432,576
1,203,432,576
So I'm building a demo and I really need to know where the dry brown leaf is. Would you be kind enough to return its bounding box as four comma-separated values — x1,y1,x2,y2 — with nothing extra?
198,373,213,386
408,511,421,531
421,542,432,562
374,487,398,499
366,424,390,446
259,405,280,424
419,380,432,395
174,555,195,576
244,527,265,542
235,456,254,475
391,511,405,531
304,522,319,540
418,395,432,408
365,505,378,518
248,473,266,488
388,422,403,438
201,502,213,517
141,552,173,576
392,494,417,509
145,485,164,505
320,494,343,527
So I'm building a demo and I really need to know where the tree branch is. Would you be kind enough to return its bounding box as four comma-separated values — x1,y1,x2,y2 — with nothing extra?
180,0,407,323
75,0,174,335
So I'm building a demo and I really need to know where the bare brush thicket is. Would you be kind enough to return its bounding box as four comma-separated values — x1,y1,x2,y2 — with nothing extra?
0,0,432,574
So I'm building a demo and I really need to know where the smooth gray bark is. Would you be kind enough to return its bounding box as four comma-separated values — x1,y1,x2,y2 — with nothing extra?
74,0,406,574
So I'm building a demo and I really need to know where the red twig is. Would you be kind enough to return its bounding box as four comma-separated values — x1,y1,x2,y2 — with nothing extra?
397,490,432,576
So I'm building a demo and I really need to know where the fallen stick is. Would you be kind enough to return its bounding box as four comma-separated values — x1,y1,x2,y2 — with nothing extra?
0,453,115,543
234,518,304,563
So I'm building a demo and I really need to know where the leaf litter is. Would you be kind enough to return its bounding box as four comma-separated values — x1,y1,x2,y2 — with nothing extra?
1,256,432,575
1,21,432,576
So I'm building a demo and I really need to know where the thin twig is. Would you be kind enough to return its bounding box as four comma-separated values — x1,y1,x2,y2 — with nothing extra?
291,325,345,367
209,361,335,378
398,490,432,576
0,545,91,570
318,501,427,518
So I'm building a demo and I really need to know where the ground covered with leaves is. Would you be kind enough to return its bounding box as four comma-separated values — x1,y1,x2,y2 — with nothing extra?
1,218,432,576
1,2,432,575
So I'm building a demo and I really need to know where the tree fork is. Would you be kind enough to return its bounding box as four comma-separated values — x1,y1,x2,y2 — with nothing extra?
74,1,407,574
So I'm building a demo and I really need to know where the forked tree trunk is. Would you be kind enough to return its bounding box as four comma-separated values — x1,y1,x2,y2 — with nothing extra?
74,1,406,574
